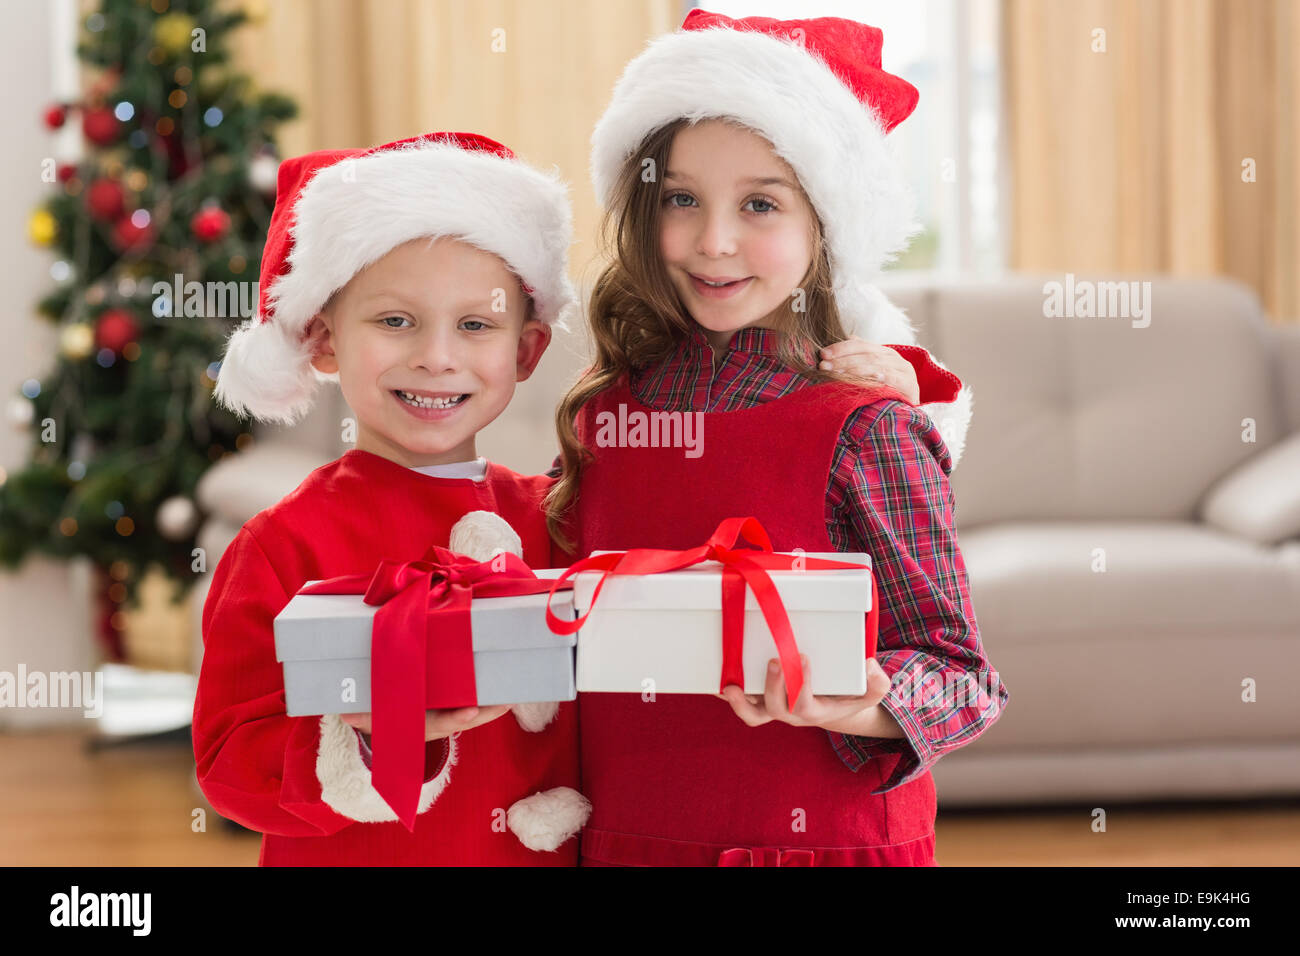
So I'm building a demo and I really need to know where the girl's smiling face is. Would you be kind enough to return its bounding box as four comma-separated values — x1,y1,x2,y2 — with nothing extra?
308,237,550,468
658,119,817,352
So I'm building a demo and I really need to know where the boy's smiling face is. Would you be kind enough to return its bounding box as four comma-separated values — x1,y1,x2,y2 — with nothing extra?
308,237,550,468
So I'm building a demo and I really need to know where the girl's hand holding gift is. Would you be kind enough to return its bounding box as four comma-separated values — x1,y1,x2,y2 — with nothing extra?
340,705,512,742
717,655,905,739
819,337,921,405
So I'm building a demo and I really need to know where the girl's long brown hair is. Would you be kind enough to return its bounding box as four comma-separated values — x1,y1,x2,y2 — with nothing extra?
544,118,861,554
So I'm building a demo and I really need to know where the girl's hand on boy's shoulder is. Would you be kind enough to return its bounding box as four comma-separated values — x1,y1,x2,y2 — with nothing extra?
819,337,921,405
716,655,893,734
340,705,512,742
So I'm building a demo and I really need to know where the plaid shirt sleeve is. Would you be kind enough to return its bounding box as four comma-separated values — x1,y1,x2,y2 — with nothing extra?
824,400,1009,794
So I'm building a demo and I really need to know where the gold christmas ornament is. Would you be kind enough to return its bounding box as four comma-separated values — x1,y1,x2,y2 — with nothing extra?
60,322,95,360
153,13,196,55
28,209,57,246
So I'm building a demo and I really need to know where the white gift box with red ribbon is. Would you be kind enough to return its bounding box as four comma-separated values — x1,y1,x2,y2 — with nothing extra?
569,552,873,697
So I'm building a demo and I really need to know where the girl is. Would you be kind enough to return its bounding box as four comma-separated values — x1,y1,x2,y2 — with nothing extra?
546,10,1009,866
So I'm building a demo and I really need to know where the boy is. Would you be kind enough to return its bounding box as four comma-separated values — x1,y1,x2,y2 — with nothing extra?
194,133,587,866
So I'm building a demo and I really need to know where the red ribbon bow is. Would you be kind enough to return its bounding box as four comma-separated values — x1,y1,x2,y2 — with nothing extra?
545,517,875,709
300,546,566,831
718,847,816,867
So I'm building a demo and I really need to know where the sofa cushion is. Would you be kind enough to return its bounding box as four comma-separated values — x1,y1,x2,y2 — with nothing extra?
1200,431,1300,546
956,520,1300,751
879,275,1287,528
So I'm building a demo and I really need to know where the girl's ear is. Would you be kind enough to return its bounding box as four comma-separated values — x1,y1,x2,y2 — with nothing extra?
306,314,338,374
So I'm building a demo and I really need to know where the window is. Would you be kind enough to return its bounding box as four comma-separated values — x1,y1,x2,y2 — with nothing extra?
692,0,1004,274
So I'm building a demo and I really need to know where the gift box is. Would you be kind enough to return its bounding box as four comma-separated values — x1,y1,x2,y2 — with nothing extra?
571,552,871,696
274,566,576,717
546,518,879,703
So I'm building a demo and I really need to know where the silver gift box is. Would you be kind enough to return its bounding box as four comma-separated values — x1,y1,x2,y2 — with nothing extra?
273,568,576,716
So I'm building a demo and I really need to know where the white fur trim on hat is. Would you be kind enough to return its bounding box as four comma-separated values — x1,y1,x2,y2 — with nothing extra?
590,27,921,338
315,713,457,823
506,786,592,852
216,138,577,425
843,286,972,469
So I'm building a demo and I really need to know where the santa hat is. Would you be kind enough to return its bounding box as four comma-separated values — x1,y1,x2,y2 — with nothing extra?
589,9,922,345
215,132,577,425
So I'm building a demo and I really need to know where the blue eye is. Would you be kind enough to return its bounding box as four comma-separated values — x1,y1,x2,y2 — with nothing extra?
745,197,776,214
665,192,697,208
381,315,411,329
461,319,488,331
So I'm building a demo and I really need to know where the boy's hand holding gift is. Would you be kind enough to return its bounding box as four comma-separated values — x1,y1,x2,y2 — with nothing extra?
340,705,511,742
275,510,588,840
337,511,543,743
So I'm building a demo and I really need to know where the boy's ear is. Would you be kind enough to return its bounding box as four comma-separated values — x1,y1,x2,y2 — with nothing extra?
515,318,552,382
306,314,338,374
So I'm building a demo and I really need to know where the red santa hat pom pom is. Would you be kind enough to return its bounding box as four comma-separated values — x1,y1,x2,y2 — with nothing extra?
507,787,592,852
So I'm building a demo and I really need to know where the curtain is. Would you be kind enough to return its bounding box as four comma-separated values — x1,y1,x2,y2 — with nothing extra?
1003,0,1298,323
229,0,681,281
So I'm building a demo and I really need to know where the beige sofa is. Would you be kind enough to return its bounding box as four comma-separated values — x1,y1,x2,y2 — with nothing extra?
194,273,1300,807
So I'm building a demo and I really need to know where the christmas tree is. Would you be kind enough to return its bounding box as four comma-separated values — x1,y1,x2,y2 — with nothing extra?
3,0,295,658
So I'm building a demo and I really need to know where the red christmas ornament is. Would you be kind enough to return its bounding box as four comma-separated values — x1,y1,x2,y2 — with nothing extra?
82,106,121,146
86,178,126,221
95,309,140,354
56,164,77,183
160,128,191,179
44,104,67,129
191,206,231,243
111,217,154,252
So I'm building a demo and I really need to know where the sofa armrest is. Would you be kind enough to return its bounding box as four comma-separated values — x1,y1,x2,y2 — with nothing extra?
196,443,336,528
1199,431,1300,546
1267,323,1300,433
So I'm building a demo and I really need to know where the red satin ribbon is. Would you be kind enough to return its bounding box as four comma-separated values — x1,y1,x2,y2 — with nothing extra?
545,517,873,710
299,546,567,831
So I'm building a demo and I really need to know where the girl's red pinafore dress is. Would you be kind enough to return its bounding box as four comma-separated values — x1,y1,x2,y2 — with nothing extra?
567,376,937,866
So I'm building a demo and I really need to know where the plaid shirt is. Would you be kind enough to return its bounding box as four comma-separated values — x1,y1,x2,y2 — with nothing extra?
558,323,1008,794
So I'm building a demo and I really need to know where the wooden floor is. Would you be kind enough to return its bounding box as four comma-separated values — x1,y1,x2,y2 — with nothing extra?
3,730,1297,866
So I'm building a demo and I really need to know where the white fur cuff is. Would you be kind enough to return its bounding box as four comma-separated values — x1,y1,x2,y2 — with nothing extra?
316,714,457,823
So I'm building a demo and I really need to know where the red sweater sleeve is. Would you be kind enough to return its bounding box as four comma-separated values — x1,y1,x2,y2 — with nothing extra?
193,527,370,837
